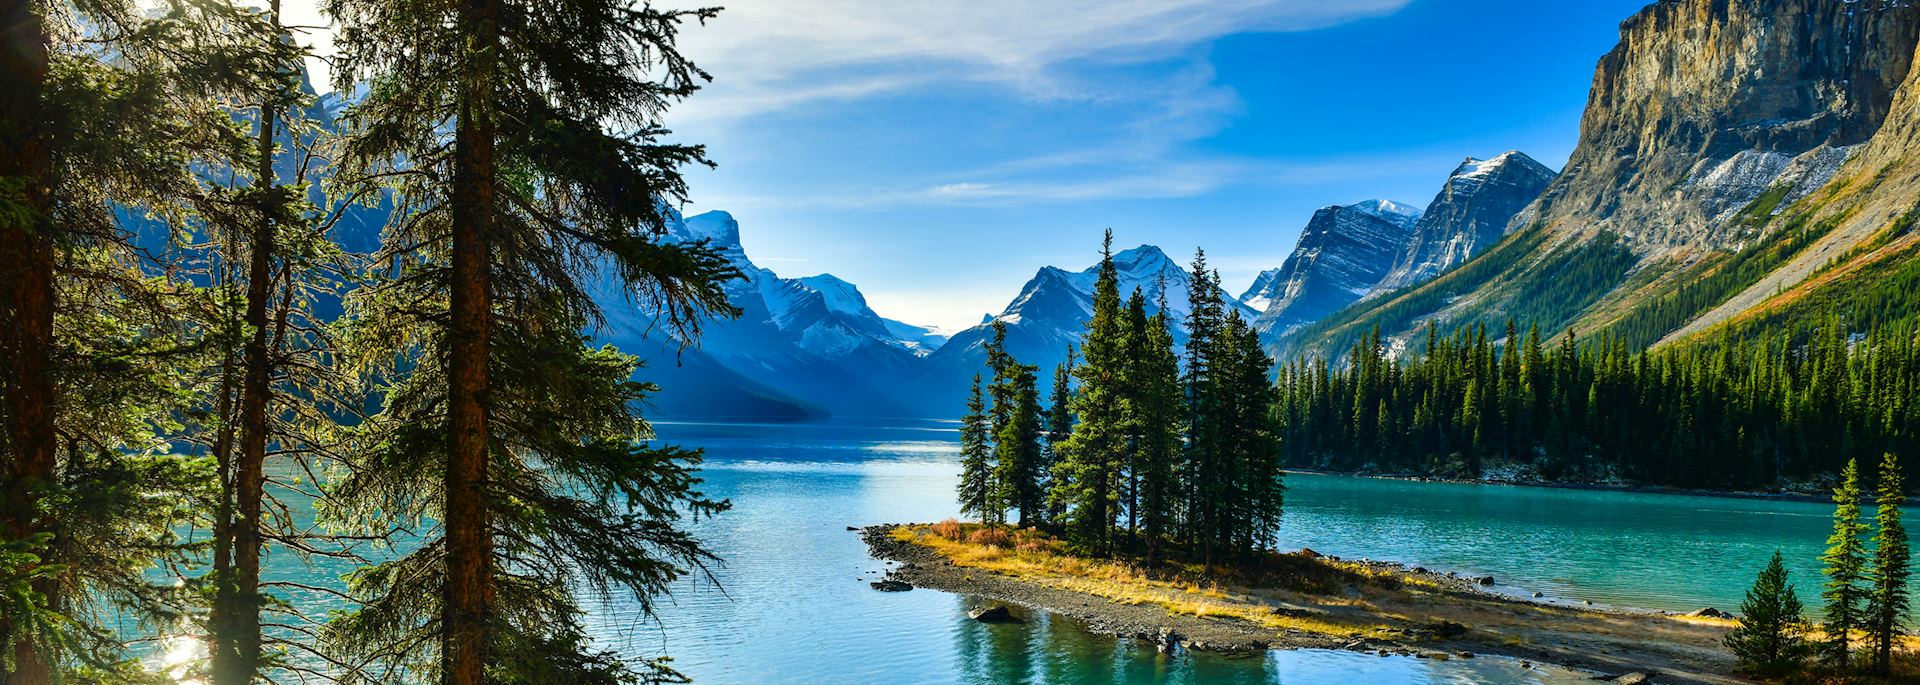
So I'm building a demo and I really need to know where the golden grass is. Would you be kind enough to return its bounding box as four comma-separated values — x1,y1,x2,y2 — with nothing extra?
892,524,1381,638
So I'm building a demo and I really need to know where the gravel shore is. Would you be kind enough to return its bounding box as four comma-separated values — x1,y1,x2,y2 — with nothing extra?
862,524,1750,685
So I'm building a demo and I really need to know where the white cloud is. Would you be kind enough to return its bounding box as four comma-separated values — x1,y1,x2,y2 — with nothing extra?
672,0,1410,121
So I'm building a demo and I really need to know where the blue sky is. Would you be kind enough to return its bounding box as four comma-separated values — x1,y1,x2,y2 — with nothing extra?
283,0,1654,332
659,0,1655,332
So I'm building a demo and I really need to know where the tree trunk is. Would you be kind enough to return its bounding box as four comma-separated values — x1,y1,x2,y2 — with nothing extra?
444,0,498,680
211,14,282,678
1,0,57,680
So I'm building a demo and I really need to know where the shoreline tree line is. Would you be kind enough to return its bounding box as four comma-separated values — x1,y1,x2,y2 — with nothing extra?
1276,318,1917,490
957,234,1286,566
0,1,733,683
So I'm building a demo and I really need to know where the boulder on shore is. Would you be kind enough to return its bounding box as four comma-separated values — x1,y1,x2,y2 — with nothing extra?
969,605,1017,622
1686,607,1731,619
1297,548,1323,559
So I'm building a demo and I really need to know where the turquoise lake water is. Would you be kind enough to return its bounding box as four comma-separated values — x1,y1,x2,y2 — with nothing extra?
565,419,1848,684
161,419,1862,683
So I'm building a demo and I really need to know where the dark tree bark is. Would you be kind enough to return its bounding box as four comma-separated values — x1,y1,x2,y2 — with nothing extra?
444,0,499,680
1,0,57,681
210,3,283,678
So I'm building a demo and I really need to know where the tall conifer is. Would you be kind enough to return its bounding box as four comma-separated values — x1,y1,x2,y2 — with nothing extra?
1056,231,1127,555
957,375,995,523
1867,452,1910,676
320,1,739,681
1820,457,1868,669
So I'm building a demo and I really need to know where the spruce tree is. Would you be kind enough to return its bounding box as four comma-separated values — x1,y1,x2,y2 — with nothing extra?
1056,231,1127,555
1042,346,1076,523
1180,252,1225,559
1725,550,1811,677
1820,457,1868,670
319,1,738,681
182,4,354,681
1867,451,1910,677
957,374,995,523
994,365,1046,527
1,1,282,679
1135,295,1182,562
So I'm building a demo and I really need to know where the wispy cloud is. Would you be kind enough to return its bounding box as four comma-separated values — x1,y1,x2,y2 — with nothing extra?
691,150,1463,212
673,0,1410,122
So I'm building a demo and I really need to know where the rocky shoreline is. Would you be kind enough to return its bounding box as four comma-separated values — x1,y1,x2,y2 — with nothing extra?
862,524,1747,685
1286,468,1838,504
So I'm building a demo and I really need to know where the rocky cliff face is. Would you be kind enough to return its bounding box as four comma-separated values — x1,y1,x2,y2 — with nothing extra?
1374,152,1556,291
1249,200,1421,335
1277,0,1920,361
1526,0,1920,251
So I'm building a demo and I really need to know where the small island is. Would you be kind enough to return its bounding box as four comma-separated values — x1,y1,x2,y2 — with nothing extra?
865,521,1740,684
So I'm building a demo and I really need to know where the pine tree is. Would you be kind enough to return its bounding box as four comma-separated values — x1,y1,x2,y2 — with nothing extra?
957,375,995,523
1226,314,1284,558
1867,451,1910,677
1820,457,1868,670
1725,550,1811,677
319,1,738,681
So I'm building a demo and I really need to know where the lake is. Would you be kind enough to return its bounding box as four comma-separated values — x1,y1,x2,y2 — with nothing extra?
176,419,1853,683
566,419,1843,684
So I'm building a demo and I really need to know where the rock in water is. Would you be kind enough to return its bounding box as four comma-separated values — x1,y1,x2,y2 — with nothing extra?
870,579,912,592
1155,627,1181,653
968,605,1016,622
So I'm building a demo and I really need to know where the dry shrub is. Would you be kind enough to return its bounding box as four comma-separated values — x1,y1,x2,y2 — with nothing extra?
967,527,1011,548
930,518,965,541
1011,527,1058,555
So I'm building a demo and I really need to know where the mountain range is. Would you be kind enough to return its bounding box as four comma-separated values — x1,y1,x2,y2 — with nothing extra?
282,0,1920,422
618,140,1549,418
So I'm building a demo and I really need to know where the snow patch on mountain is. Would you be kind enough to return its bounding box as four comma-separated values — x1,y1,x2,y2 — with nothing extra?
1685,144,1857,226
1372,151,1558,293
1246,201,1419,336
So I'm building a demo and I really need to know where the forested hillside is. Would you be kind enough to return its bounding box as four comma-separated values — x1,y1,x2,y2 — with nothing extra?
1277,0,1920,364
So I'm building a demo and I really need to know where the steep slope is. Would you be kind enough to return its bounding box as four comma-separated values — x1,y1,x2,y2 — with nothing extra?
1372,152,1557,291
1238,268,1286,312
1279,0,1920,361
1660,12,1920,344
911,245,1255,415
799,274,948,354
1245,200,1421,336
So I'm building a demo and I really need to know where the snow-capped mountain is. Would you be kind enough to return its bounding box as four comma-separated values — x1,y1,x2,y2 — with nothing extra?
909,245,1255,414
594,210,933,418
1372,151,1557,293
1244,200,1422,336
